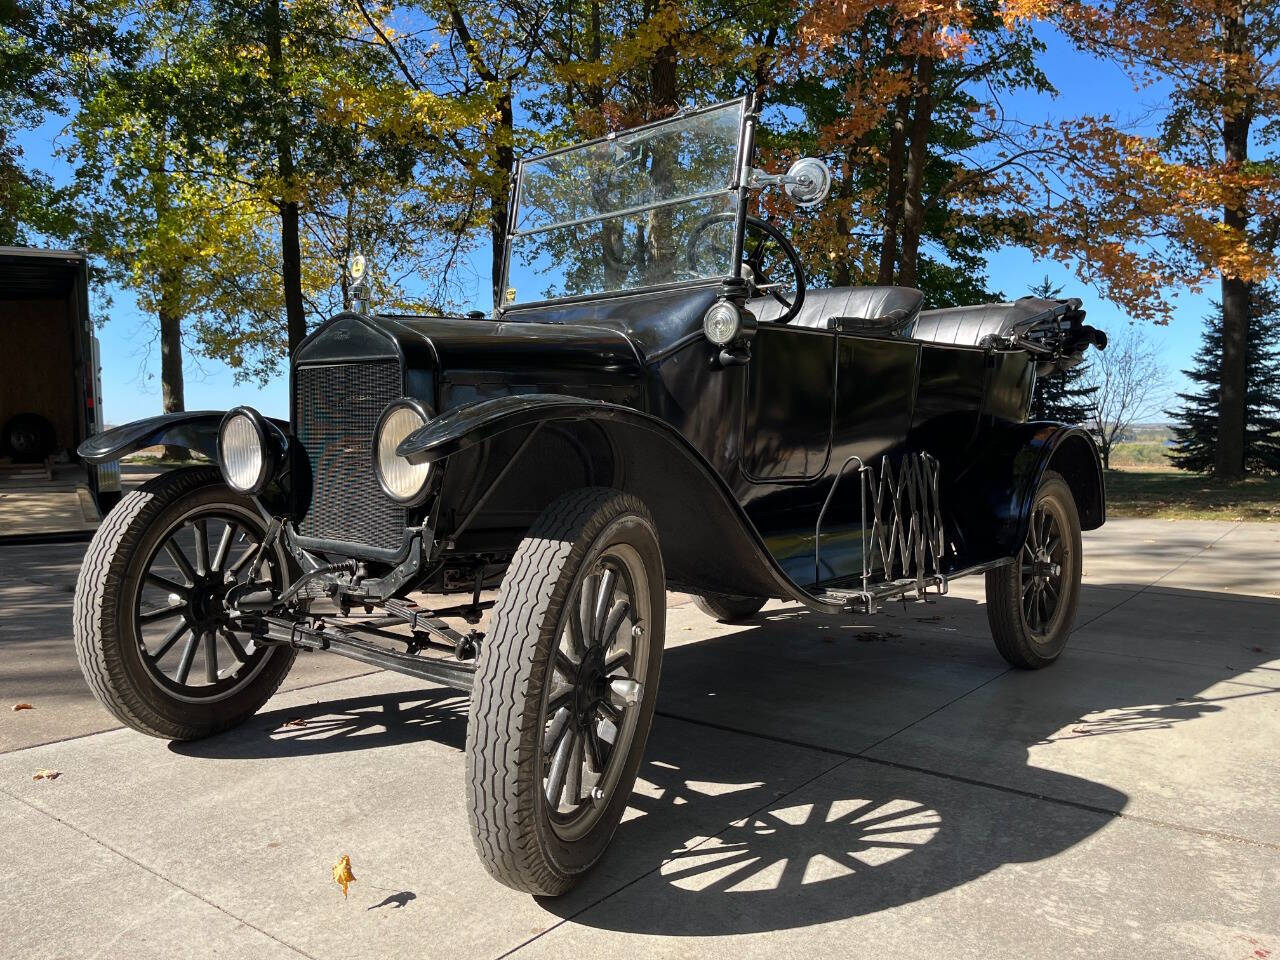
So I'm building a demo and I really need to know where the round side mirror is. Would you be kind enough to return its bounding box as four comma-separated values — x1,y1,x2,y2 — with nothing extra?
784,157,832,207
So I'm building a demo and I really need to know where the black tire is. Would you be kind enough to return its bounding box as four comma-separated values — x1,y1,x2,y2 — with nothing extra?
985,470,1082,669
73,467,296,740
466,487,666,896
2,412,57,462
693,593,767,623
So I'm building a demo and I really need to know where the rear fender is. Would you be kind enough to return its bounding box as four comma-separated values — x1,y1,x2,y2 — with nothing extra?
949,422,1104,566
399,394,843,611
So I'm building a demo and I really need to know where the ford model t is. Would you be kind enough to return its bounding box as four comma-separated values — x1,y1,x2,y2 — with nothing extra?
75,99,1107,895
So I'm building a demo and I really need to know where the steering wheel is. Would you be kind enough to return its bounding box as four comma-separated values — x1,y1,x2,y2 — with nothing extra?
686,213,807,324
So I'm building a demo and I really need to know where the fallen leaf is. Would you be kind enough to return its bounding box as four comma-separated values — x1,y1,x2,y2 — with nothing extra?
283,718,307,728
33,769,60,781
333,854,356,897
11,703,33,711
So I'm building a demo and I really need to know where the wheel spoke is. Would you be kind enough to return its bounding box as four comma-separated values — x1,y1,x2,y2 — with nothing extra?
1043,578,1060,608
139,602,186,624
554,648,578,678
193,519,210,576
226,540,259,578
164,540,197,584
211,522,238,573
219,627,249,663
586,721,607,773
544,708,571,758
174,632,200,684
599,599,630,650
204,631,219,682
145,571,188,595
604,648,632,675
576,572,598,651
592,567,617,645
597,697,623,722
546,726,577,806
546,682,575,715
151,621,190,661
565,732,584,806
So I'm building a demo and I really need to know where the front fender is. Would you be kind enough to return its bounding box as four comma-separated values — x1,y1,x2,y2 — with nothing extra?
397,394,628,464
400,394,846,612
77,411,290,464
950,421,1104,565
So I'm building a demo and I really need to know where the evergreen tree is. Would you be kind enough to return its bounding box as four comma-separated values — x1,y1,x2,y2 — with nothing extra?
1168,285,1280,475
1027,276,1099,423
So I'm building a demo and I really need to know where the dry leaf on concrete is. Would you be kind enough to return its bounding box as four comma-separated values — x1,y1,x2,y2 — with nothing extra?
332,854,356,897
32,769,60,781
11,703,33,711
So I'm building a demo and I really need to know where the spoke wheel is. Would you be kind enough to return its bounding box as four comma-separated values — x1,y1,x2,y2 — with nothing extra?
466,487,666,896
133,506,282,703
74,468,296,740
1019,501,1066,639
540,545,649,841
985,470,1082,669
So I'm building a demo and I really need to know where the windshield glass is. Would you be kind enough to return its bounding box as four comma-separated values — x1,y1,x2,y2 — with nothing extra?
504,100,746,306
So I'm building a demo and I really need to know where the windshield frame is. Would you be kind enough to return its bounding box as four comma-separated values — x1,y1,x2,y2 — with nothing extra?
498,97,757,314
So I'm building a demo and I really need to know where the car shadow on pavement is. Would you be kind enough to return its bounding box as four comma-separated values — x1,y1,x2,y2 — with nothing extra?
168,583,1276,936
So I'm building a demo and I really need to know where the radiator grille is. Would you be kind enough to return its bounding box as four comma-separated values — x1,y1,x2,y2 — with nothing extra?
295,361,406,551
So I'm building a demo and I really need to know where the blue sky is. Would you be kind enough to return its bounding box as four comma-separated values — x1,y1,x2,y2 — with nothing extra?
18,23,1209,427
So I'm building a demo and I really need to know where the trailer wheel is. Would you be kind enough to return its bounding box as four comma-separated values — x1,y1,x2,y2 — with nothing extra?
73,467,295,740
693,593,767,623
466,487,665,895
985,470,1082,669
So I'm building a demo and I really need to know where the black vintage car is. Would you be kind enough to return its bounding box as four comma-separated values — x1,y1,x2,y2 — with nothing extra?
75,99,1107,895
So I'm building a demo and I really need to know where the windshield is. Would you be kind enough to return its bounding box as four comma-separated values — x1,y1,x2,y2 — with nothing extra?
504,99,747,306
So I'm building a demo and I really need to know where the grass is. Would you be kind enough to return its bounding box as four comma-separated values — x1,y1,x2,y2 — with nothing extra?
1104,468,1280,521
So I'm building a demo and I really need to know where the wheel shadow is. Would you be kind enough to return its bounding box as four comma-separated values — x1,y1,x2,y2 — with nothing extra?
169,686,469,758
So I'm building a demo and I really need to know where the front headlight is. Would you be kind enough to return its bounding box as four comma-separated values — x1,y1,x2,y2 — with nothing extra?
218,408,272,494
703,300,742,346
374,400,432,504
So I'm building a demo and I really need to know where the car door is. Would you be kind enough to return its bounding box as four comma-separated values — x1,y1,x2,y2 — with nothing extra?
739,324,835,482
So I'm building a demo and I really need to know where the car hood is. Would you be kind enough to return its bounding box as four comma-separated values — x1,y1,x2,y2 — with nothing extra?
379,314,644,378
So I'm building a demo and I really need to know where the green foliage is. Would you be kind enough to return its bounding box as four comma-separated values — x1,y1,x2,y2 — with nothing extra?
0,0,70,243
1167,286,1280,475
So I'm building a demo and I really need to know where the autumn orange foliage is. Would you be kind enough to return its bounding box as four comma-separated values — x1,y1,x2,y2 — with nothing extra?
997,0,1280,321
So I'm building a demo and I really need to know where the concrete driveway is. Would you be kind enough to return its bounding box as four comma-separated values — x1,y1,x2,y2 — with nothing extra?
1,519,1277,959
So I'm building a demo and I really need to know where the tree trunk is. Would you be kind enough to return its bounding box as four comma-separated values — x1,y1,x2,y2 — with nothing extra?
266,0,306,355
1214,10,1251,481
877,89,911,286
158,267,186,462
898,54,934,289
645,20,679,279
490,88,514,310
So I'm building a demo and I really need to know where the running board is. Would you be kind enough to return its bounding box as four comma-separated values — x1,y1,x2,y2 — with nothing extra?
814,558,1013,614
253,615,476,691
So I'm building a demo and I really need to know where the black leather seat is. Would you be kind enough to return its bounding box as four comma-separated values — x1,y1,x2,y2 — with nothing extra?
909,297,1065,347
749,286,924,331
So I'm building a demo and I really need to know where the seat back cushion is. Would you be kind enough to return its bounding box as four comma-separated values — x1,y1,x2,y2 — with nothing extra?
749,286,924,331
910,298,1064,347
